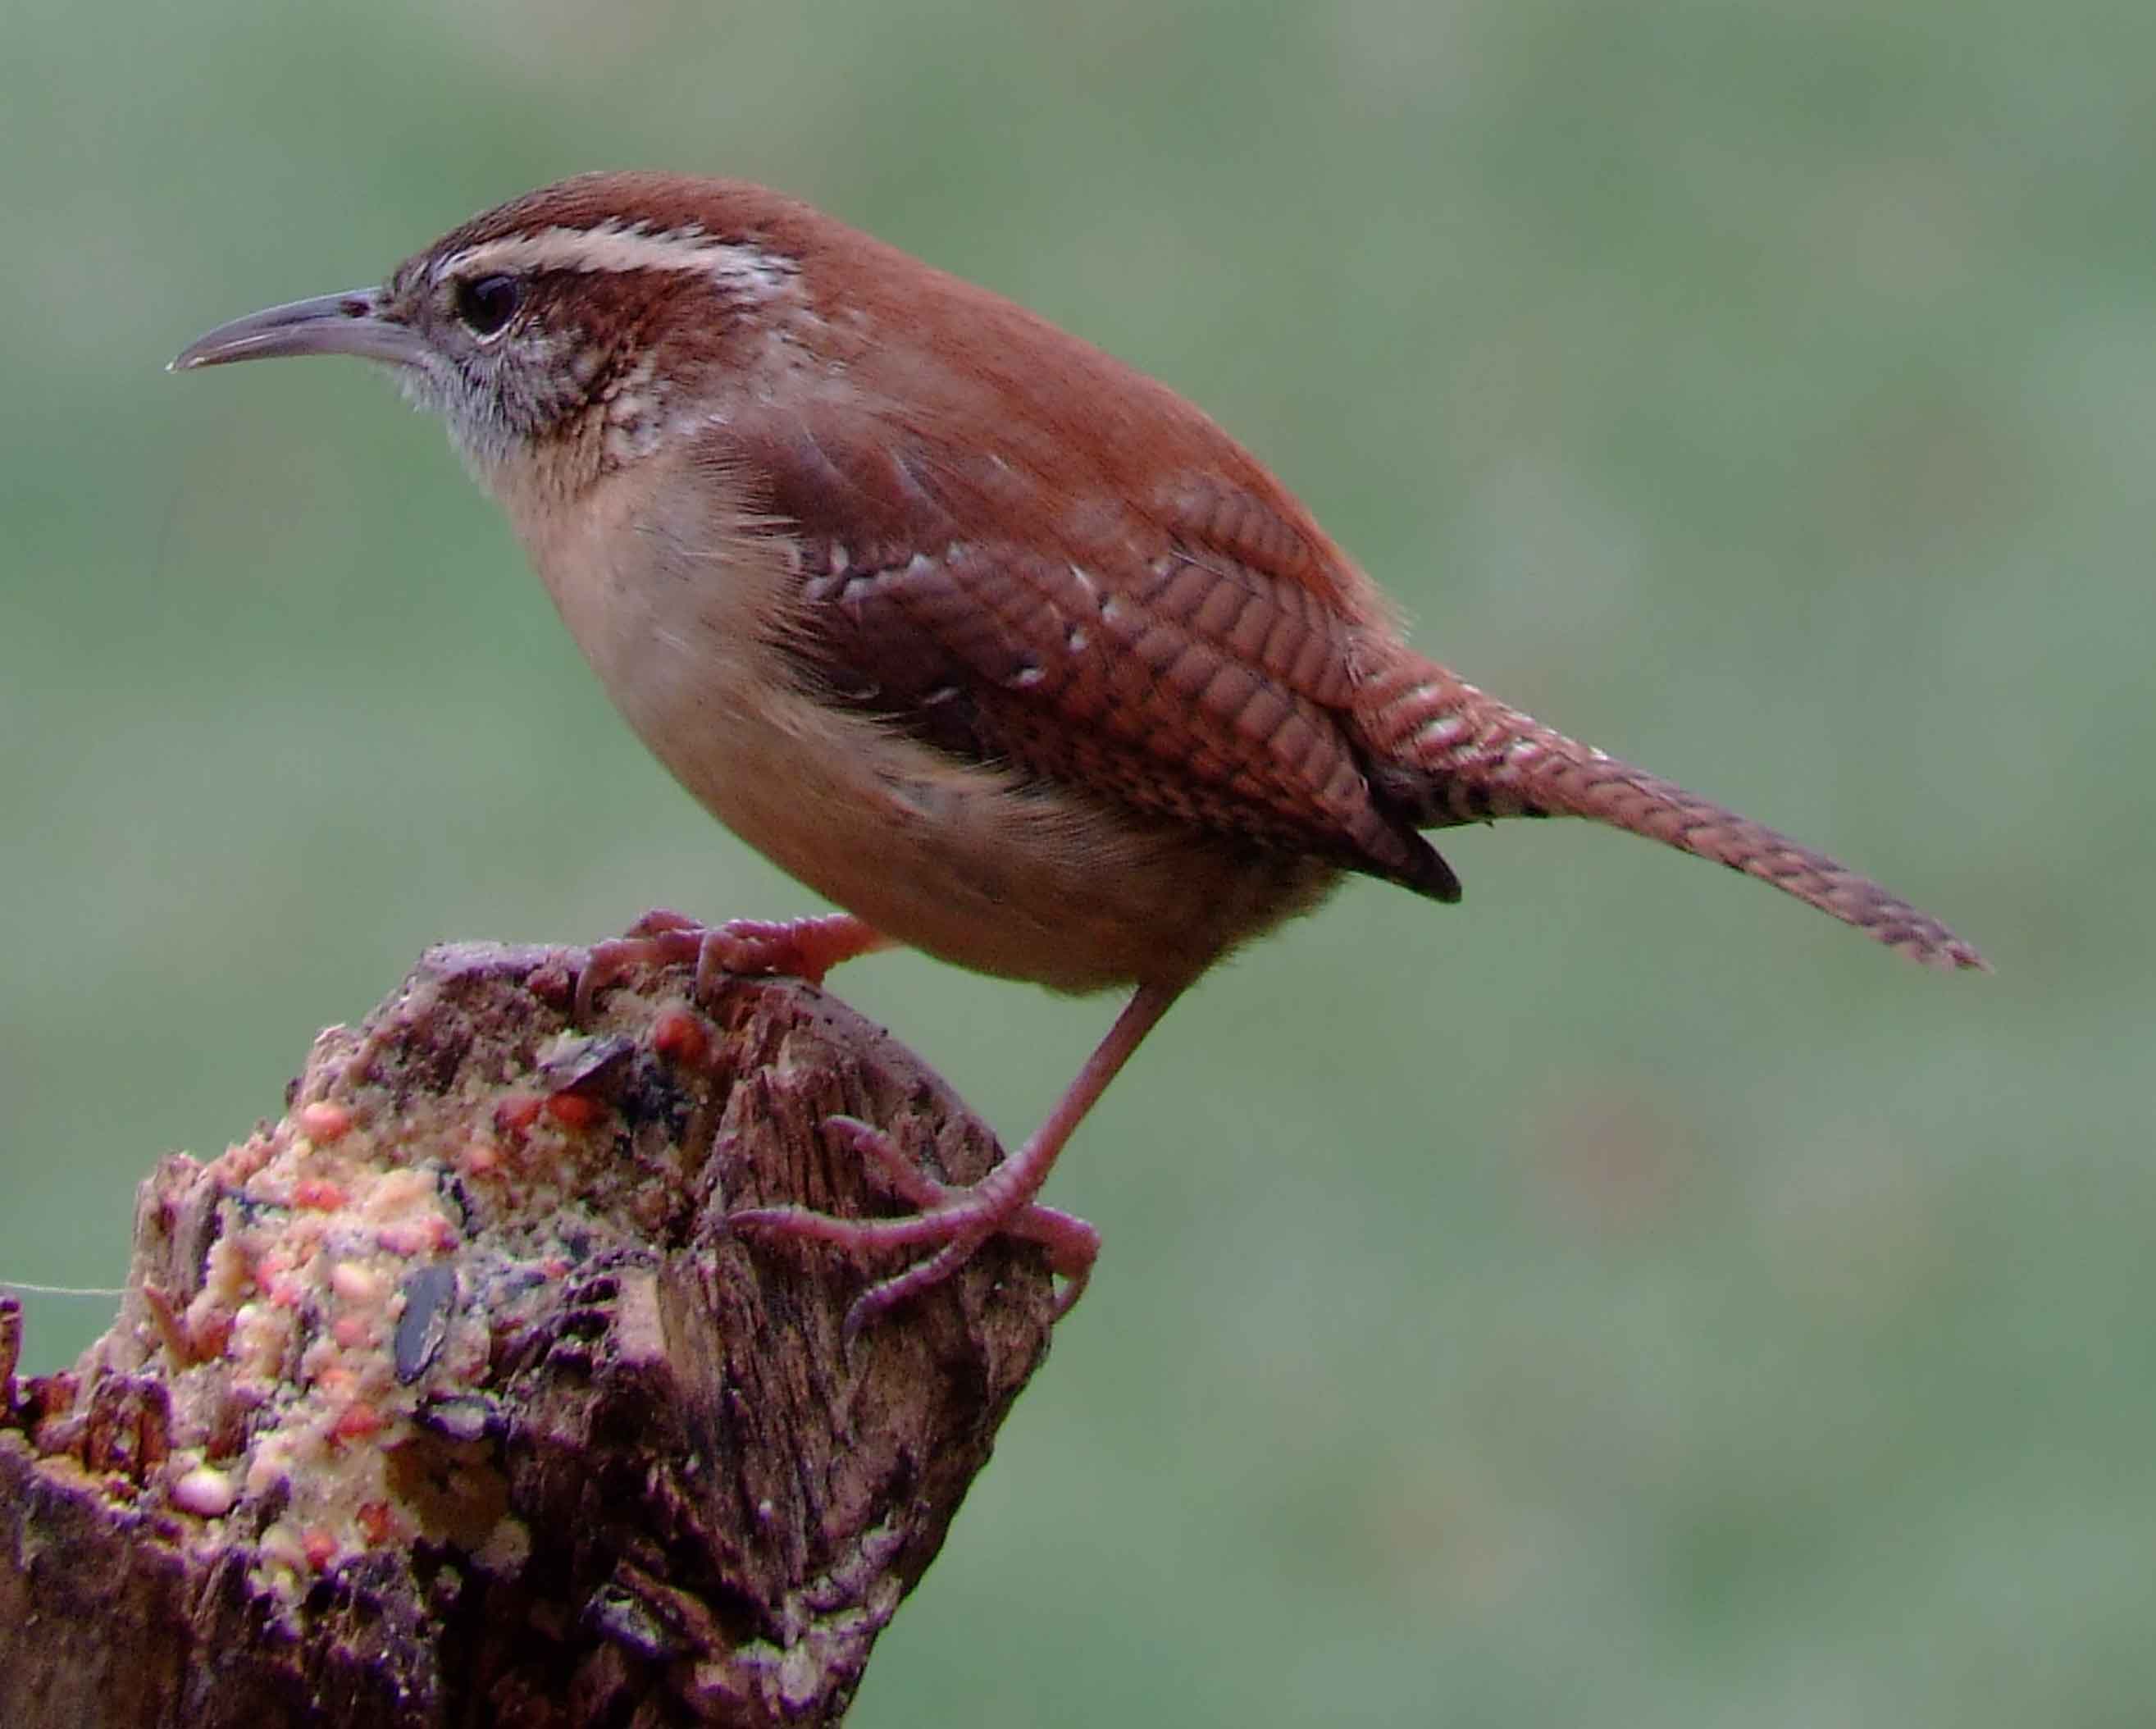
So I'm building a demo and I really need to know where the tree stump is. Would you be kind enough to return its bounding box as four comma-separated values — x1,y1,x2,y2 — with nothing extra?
0,941,1058,1727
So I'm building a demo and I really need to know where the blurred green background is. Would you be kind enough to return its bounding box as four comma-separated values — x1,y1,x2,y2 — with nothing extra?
5,0,2151,1722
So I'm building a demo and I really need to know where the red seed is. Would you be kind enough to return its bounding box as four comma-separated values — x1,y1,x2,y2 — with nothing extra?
545,1092,602,1132
293,1178,347,1211
356,1500,396,1546
331,1401,384,1443
302,1529,339,1572
255,1250,302,1308
298,1102,353,1144
650,1007,709,1066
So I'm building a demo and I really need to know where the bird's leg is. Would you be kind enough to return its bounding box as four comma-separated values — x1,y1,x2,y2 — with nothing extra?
577,910,888,1016
731,981,1186,1332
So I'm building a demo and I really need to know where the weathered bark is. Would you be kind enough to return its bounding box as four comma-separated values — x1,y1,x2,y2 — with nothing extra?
0,942,1057,1727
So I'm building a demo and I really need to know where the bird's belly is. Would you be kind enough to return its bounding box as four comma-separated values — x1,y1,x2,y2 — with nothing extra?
636,668,1337,993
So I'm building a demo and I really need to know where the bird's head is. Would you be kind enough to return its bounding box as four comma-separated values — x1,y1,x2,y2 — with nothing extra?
173,172,838,496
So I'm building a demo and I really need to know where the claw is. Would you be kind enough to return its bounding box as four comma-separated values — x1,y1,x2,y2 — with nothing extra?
575,910,887,1017
728,1114,1101,1325
722,983,1182,1330
823,1114,950,1207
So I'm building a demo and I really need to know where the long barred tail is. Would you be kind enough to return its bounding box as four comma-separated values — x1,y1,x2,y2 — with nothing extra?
1355,654,1987,972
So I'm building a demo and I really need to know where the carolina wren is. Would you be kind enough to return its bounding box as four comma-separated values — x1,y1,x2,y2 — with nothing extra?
174,172,1983,1328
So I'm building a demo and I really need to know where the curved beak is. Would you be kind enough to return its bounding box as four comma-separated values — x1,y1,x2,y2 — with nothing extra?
170,289,426,372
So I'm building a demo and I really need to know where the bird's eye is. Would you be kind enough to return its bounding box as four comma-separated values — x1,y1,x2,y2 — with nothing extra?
452,273,522,338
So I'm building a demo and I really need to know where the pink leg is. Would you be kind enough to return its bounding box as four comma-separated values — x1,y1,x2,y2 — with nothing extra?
730,981,1186,1332
577,910,887,1016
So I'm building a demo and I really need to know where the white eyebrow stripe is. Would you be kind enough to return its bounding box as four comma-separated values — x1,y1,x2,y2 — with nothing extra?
437,222,798,299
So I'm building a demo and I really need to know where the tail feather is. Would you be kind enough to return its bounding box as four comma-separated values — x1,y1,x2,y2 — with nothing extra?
1355,655,1987,972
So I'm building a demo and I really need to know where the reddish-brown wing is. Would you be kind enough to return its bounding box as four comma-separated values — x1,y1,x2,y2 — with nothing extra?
722,409,1461,901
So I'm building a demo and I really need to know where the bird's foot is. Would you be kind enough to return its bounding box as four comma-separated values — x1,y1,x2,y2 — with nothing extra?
729,1114,1099,1335
576,910,886,1017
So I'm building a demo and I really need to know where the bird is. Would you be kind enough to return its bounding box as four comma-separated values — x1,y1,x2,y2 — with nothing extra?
173,171,1984,1330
